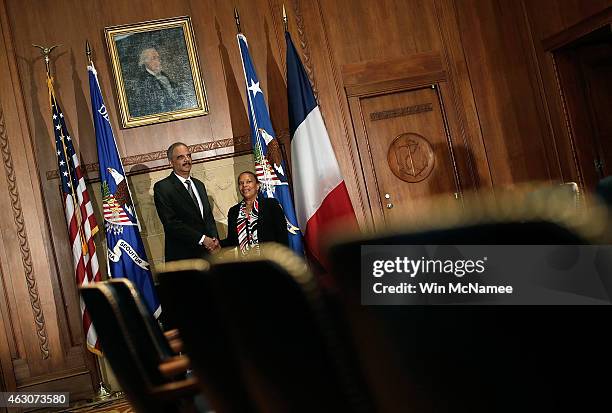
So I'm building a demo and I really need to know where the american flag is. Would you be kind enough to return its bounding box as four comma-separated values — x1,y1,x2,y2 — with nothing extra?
48,77,101,354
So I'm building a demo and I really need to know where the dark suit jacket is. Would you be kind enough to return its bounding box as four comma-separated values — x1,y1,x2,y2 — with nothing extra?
154,173,218,262
221,197,289,248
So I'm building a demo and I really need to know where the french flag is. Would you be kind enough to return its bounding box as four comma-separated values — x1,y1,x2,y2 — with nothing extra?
286,31,359,268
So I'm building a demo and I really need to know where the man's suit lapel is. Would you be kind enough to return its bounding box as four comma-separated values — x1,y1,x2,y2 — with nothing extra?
170,173,203,221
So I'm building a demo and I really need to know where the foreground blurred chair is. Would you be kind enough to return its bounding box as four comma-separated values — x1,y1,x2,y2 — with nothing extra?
159,246,373,413
596,175,612,208
158,260,257,413
107,279,176,357
208,244,372,413
80,281,200,413
327,190,612,412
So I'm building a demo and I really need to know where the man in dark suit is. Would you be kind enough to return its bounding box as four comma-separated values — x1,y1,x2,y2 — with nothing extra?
154,142,219,262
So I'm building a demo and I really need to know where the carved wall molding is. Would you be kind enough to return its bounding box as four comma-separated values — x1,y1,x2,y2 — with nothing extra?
45,133,262,180
312,0,370,225
45,131,291,181
291,0,318,100
0,102,50,359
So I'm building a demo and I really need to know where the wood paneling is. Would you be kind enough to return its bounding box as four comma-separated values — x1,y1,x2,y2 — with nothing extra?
0,0,97,399
453,0,555,187
522,0,612,188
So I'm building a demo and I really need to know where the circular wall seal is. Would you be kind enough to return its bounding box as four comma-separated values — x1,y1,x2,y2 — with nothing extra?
387,133,435,183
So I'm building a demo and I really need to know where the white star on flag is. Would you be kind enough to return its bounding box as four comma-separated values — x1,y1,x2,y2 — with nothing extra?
248,79,262,97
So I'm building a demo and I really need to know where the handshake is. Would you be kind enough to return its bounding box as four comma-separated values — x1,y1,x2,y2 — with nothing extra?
202,236,221,254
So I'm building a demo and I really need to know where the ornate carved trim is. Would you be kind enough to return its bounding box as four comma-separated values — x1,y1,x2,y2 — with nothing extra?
0,102,50,359
313,0,370,224
46,133,260,180
291,0,318,100
45,131,291,181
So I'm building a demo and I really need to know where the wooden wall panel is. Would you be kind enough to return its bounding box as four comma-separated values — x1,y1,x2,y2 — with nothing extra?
453,0,556,187
289,0,494,227
0,0,97,398
522,0,612,187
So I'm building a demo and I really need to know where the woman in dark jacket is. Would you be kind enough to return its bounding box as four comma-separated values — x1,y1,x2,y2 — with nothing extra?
220,171,289,255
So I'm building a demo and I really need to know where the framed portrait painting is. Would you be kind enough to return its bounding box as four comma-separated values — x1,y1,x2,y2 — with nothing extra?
105,16,208,128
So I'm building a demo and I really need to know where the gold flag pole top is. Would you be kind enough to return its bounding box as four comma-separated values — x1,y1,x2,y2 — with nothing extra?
282,4,288,32
32,44,61,77
234,7,242,34
85,40,93,67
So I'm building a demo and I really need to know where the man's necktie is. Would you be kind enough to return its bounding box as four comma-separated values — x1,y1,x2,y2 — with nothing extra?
184,180,199,207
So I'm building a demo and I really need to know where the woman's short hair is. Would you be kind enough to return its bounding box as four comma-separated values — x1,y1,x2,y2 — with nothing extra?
238,170,259,184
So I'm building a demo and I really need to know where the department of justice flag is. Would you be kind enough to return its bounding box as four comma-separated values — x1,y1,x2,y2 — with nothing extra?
88,64,161,318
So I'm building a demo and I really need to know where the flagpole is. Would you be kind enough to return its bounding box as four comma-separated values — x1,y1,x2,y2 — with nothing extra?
85,40,94,67
282,4,288,32
234,7,242,34
33,44,89,255
33,41,112,403
84,40,115,402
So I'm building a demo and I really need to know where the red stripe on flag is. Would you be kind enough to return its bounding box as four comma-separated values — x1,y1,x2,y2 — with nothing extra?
303,182,358,268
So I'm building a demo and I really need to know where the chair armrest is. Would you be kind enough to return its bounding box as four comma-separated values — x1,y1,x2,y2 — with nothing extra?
164,328,181,341
159,355,191,378
169,337,184,353
150,376,201,400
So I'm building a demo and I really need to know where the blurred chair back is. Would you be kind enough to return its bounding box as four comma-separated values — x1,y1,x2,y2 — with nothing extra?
596,175,612,208
107,279,175,360
158,259,257,413
525,181,582,211
81,282,197,413
327,191,611,412
208,243,372,413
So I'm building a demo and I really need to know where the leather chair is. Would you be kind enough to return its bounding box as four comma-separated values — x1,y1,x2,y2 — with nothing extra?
80,281,200,413
207,244,372,413
157,260,258,413
159,246,373,413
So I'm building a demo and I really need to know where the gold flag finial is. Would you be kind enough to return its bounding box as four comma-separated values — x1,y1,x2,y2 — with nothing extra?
85,40,93,66
234,7,241,34
282,4,288,32
32,44,61,77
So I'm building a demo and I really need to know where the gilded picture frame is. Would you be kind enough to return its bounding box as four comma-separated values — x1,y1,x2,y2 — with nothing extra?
104,16,208,128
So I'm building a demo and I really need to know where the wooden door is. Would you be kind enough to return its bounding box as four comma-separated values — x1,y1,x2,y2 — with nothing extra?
349,84,461,228
553,25,612,191
580,42,612,180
